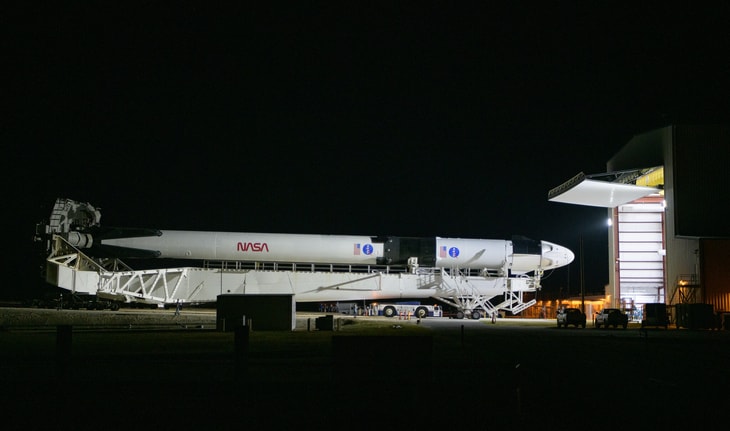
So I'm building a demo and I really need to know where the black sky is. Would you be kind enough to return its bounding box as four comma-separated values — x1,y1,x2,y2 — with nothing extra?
5,2,730,299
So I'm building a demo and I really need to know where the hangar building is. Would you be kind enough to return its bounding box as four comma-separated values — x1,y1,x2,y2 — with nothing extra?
549,124,730,322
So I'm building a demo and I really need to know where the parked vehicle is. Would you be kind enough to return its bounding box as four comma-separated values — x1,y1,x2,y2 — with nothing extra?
557,307,586,328
595,308,628,329
373,302,443,318
641,303,669,328
675,303,718,329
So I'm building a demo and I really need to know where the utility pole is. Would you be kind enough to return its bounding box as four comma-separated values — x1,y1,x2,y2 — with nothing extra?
580,233,585,313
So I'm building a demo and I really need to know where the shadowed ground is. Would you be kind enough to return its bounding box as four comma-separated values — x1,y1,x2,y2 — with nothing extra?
1,308,728,430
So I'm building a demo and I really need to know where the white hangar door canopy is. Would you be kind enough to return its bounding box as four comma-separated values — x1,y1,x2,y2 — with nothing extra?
547,172,660,208
548,171,666,305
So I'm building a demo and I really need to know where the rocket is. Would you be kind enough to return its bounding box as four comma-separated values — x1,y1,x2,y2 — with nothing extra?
39,199,576,308
86,231,573,275
44,198,574,275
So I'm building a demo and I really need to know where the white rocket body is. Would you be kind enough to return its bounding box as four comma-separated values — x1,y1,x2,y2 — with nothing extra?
101,230,574,274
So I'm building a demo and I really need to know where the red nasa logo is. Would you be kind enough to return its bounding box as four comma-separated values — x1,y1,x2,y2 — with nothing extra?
237,242,270,252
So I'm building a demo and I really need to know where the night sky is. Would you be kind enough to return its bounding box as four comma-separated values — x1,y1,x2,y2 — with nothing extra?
5,3,730,300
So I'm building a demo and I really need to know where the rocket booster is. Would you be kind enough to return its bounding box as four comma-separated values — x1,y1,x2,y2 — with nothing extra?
43,199,573,275
98,230,574,274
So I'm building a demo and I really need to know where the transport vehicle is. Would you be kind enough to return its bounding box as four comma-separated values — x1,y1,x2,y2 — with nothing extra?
33,198,575,319
557,307,586,328
595,308,629,329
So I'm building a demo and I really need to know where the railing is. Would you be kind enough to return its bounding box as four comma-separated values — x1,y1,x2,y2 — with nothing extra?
669,274,701,305
202,260,409,274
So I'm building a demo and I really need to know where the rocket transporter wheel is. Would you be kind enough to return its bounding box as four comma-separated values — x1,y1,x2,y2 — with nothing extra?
471,311,482,320
415,307,428,319
383,306,397,318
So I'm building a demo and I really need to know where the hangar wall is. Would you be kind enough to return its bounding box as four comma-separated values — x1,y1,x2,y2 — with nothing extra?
673,126,730,238
607,125,730,314
701,239,730,312
661,128,700,306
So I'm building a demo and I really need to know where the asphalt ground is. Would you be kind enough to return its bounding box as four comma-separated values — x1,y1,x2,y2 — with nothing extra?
1,308,728,430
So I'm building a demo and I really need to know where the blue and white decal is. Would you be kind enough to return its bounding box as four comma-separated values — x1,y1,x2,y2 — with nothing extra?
354,243,374,256
439,245,460,258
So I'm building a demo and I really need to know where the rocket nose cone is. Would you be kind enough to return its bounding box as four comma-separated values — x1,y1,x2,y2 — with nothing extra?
541,241,575,270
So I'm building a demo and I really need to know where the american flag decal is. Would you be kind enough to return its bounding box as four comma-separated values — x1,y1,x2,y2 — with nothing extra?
439,246,447,258
354,243,361,255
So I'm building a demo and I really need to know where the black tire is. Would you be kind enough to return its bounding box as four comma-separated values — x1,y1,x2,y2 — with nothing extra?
471,311,482,320
455,311,465,319
415,307,428,319
383,306,397,318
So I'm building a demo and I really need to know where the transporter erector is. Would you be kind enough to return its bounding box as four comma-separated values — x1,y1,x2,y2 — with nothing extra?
36,198,574,318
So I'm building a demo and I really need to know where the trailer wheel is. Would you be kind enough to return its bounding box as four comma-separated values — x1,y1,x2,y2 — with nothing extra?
471,311,482,320
415,307,428,319
455,311,465,319
383,306,397,318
